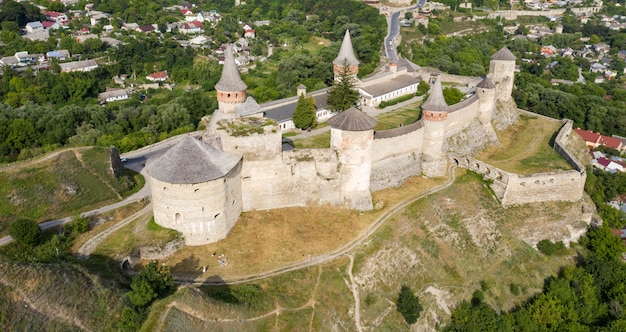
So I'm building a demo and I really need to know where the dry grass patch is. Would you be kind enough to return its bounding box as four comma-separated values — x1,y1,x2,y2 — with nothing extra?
154,174,446,280
476,114,571,174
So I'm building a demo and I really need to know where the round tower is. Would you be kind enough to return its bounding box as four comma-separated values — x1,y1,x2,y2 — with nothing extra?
328,107,376,211
476,77,496,126
489,47,516,102
333,29,359,81
421,78,448,161
215,44,247,114
146,137,243,246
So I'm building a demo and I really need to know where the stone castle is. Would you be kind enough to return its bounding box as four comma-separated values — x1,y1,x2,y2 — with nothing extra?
146,32,586,246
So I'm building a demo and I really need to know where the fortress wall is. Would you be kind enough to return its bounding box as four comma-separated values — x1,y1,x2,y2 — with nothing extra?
553,119,585,173
372,125,424,163
444,96,480,137
218,124,282,161
501,171,585,206
420,68,477,85
240,149,341,211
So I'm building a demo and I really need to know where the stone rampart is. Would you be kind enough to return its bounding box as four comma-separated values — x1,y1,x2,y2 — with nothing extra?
445,95,480,136
449,116,586,206
553,119,585,173
240,149,342,211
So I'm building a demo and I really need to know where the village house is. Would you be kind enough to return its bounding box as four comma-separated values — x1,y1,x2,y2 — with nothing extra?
574,128,624,152
180,21,203,34
98,88,131,103
45,11,69,25
541,45,558,57
41,21,61,30
59,59,98,73
46,50,70,61
25,21,44,34
147,70,169,82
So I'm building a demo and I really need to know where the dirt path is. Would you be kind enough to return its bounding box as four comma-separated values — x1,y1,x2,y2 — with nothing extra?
73,149,122,200
0,274,92,332
178,165,457,286
0,147,81,172
77,203,152,258
344,254,363,332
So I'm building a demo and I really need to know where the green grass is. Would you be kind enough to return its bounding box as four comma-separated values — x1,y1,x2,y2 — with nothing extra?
476,115,572,174
374,105,422,130
0,148,143,236
292,131,331,149
0,262,127,331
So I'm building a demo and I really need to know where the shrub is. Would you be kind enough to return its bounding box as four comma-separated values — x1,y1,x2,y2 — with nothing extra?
127,261,173,307
65,215,90,235
537,239,561,255
9,218,42,247
378,94,414,108
471,290,484,306
396,285,423,324
510,283,521,296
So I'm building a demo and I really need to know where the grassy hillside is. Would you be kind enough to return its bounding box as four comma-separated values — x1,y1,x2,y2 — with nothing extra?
0,262,128,331
0,147,142,235
139,170,590,331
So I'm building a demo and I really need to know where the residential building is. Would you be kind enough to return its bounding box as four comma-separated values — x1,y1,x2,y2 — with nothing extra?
59,59,99,72
147,70,169,82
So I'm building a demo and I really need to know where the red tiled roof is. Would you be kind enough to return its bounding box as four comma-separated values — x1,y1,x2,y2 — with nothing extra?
46,11,63,17
190,21,203,28
42,21,56,28
138,25,155,32
600,135,622,149
148,71,168,79
574,128,601,143
598,157,612,167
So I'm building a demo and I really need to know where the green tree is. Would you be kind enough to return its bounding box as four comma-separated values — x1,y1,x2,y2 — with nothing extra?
417,80,430,96
584,226,624,260
9,218,42,247
293,94,317,129
127,260,173,307
443,87,464,105
396,285,423,324
327,62,360,112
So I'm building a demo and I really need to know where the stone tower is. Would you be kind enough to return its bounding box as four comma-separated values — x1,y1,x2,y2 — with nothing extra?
421,78,448,177
328,107,376,211
489,46,516,102
207,45,247,135
476,77,496,126
146,136,243,246
333,30,359,81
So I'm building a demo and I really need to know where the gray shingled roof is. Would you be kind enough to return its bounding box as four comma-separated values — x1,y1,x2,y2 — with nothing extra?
215,44,247,92
147,136,241,184
235,96,263,117
491,47,516,61
476,77,495,89
328,107,377,131
421,79,448,112
263,91,329,123
333,29,359,66
360,74,421,98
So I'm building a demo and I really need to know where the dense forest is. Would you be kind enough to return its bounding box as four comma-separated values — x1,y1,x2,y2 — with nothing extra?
0,0,385,162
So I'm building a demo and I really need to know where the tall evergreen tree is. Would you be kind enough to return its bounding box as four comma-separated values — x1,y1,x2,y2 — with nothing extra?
327,62,360,112
293,94,317,129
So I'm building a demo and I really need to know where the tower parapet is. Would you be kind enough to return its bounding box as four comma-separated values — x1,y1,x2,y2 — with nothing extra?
333,30,360,81
328,107,376,211
489,47,516,102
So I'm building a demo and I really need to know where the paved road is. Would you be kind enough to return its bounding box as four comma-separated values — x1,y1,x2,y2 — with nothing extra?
384,1,428,61
0,131,203,247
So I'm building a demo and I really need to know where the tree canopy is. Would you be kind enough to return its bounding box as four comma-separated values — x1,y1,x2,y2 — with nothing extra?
327,63,360,112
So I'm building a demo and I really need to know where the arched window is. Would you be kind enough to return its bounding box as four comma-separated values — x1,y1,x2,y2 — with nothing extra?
174,213,182,224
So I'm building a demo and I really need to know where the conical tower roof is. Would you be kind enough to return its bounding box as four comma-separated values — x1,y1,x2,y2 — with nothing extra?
147,136,241,184
215,44,247,92
422,79,449,112
476,77,495,89
328,107,377,131
491,46,516,61
333,30,359,66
